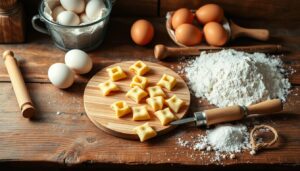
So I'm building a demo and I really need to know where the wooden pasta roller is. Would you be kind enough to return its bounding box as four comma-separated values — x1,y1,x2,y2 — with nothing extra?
2,50,35,118
170,99,283,127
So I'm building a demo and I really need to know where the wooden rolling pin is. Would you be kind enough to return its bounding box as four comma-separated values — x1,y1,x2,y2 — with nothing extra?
171,99,283,127
154,44,284,60
2,50,35,118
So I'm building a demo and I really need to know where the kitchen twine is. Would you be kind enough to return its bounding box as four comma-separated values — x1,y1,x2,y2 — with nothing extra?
250,125,278,154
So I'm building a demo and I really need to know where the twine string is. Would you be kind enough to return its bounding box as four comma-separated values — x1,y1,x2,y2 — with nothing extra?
250,124,279,152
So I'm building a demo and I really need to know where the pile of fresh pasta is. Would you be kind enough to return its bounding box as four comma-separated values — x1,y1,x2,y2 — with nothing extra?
98,61,185,142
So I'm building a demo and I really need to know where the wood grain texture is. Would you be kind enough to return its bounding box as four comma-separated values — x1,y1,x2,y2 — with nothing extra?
111,0,158,17
0,17,299,167
84,61,190,139
0,18,299,84
0,2,25,43
0,0,17,10
0,83,300,166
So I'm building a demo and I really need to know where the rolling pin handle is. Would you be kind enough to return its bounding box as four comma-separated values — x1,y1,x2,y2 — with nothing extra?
154,44,168,60
3,50,14,60
21,103,35,118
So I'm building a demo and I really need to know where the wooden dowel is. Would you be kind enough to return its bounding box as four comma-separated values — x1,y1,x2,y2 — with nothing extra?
154,44,284,60
2,50,35,118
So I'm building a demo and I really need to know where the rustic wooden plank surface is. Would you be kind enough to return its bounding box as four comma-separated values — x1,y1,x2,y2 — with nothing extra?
0,85,300,166
1,18,300,83
0,17,300,168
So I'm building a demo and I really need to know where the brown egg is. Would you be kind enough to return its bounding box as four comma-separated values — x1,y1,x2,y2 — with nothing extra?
175,24,203,46
196,4,224,24
171,8,194,30
203,22,228,46
130,19,154,46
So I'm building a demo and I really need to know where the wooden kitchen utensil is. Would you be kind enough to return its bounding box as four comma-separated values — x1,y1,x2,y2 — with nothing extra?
0,0,25,43
223,18,269,41
171,99,283,127
84,61,190,140
2,51,35,118
154,44,283,60
166,11,269,47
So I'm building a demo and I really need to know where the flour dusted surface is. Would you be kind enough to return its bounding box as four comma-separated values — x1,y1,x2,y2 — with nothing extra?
185,49,290,107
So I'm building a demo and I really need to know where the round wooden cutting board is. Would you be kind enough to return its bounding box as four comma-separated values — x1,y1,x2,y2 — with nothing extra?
83,61,190,140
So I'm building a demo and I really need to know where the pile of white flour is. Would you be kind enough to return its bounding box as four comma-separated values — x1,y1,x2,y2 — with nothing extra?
185,49,291,107
206,124,250,153
176,124,251,162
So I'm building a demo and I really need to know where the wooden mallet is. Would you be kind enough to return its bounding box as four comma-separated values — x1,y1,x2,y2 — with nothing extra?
154,44,283,60
2,50,35,118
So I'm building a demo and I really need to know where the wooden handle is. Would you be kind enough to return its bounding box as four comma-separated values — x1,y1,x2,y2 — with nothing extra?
247,99,283,115
205,106,244,126
154,44,200,60
230,21,270,41
234,28,269,41
2,50,35,118
204,99,283,126
154,44,284,60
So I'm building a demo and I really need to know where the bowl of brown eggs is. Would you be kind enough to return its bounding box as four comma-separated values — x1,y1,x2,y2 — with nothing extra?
166,4,270,47
166,4,229,47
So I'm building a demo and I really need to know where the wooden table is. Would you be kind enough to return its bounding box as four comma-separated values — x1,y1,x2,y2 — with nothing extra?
0,16,300,170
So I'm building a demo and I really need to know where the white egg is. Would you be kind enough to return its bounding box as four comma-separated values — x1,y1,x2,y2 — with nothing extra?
57,11,80,26
60,0,85,13
48,63,75,89
52,6,65,21
85,0,106,20
79,13,91,24
65,49,93,74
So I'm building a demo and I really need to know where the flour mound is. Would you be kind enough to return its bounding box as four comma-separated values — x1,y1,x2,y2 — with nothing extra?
185,49,290,107
207,124,250,153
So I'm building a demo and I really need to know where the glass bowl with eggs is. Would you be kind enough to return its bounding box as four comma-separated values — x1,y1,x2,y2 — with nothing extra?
32,0,112,51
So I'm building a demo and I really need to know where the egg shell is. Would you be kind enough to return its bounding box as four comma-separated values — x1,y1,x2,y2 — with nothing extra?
86,0,106,20
203,22,228,46
80,13,91,24
65,49,93,74
48,63,75,89
175,24,203,46
47,0,60,10
130,19,154,46
57,11,80,26
196,4,224,24
171,8,194,30
52,6,65,21
60,0,85,13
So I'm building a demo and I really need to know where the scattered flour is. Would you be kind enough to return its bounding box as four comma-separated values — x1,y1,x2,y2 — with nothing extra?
184,49,291,107
176,124,251,162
